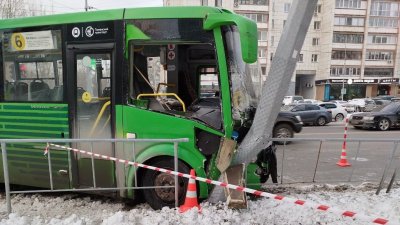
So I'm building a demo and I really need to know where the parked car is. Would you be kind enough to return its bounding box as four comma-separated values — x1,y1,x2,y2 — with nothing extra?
282,104,332,126
282,95,303,105
298,99,322,104
371,98,391,111
273,111,303,144
391,98,400,102
330,100,356,113
348,98,376,112
318,102,347,121
376,95,395,101
349,102,400,131
330,100,348,106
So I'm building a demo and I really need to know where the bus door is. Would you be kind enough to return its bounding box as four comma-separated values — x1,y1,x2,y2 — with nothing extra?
67,44,115,189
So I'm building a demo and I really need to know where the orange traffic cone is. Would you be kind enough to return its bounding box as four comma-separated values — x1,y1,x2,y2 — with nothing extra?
179,169,201,213
337,117,351,167
336,145,351,167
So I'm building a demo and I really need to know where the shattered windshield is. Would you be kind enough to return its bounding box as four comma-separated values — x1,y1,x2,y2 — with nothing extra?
222,25,257,126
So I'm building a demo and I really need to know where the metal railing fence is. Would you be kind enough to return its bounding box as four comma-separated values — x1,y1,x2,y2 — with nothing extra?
2,137,399,215
269,137,400,194
1,138,188,214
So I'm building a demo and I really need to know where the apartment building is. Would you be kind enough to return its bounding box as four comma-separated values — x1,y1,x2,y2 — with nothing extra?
164,0,400,100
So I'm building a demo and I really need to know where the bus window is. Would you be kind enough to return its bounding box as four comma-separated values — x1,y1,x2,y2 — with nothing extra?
199,67,219,98
2,30,63,102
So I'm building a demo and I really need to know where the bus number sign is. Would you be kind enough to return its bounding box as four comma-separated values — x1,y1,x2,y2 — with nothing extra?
11,33,26,51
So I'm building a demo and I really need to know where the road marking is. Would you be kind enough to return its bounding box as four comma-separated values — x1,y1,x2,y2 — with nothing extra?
350,157,369,162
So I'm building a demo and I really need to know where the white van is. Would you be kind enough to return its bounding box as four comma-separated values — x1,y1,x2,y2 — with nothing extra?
283,96,304,105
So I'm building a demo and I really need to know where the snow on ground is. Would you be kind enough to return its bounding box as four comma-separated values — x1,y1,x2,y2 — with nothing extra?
0,183,399,225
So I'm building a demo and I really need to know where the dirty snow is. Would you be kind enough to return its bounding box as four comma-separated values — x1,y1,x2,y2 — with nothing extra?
0,183,399,225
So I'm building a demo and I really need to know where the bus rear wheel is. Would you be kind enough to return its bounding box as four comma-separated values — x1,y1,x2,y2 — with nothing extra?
141,157,190,210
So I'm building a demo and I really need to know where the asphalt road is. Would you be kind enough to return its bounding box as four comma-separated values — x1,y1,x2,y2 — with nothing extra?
273,121,400,186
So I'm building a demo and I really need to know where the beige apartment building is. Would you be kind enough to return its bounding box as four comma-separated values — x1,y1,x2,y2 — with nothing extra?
164,0,400,100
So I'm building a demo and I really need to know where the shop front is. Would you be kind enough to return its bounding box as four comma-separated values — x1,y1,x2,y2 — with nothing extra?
315,78,399,101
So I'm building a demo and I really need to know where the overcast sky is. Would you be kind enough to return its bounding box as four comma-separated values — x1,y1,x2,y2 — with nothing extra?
38,0,163,14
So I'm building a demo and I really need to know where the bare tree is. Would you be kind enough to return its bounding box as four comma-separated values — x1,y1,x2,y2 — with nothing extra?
0,0,47,19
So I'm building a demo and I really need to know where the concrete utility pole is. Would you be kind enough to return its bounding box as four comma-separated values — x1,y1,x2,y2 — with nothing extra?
233,0,319,165
85,0,88,11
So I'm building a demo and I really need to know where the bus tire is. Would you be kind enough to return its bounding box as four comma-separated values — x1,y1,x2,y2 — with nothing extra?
141,157,190,210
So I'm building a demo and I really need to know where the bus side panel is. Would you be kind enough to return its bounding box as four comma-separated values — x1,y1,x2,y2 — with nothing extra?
0,103,70,189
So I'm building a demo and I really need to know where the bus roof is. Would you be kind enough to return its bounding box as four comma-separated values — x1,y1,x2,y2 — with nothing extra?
0,6,225,30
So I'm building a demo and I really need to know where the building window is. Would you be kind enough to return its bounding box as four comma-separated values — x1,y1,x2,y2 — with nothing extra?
201,0,208,6
261,66,267,75
335,0,361,9
241,13,268,23
333,33,364,44
311,54,318,62
271,36,274,46
298,54,304,62
258,30,268,41
367,35,397,44
314,21,321,30
369,17,398,28
270,52,274,61
312,38,319,46
271,19,274,28
283,20,286,28
237,0,269,5
258,48,267,58
284,3,291,13
315,4,322,14
331,50,362,60
330,66,361,76
334,17,365,26
215,0,222,7
366,51,394,61
364,68,394,77
370,1,399,17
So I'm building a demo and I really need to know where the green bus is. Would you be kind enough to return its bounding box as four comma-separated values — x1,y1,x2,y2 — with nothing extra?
0,6,273,209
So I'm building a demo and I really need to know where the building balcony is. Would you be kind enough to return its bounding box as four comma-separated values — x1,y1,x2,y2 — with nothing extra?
330,60,362,66
368,27,398,34
364,60,394,67
332,43,363,49
334,8,367,16
258,40,268,47
366,44,396,51
234,4,268,12
258,57,267,64
334,26,365,33
257,23,268,29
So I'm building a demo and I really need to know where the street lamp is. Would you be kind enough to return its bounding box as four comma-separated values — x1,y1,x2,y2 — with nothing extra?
341,79,353,101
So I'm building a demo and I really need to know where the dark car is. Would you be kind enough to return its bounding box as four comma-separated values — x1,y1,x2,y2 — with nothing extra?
273,111,303,144
282,104,332,126
349,102,400,131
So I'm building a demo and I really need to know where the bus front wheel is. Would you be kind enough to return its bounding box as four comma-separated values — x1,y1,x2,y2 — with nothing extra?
141,157,190,210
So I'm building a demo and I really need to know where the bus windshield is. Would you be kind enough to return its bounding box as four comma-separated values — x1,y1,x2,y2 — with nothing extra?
128,19,223,130
222,25,257,127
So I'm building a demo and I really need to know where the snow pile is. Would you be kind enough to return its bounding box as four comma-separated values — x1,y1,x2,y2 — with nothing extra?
0,183,398,225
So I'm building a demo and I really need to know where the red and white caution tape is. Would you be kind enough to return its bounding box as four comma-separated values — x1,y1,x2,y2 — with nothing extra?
48,143,390,225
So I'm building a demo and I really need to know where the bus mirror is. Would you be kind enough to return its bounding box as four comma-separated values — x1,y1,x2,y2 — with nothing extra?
204,12,257,64
125,24,150,58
